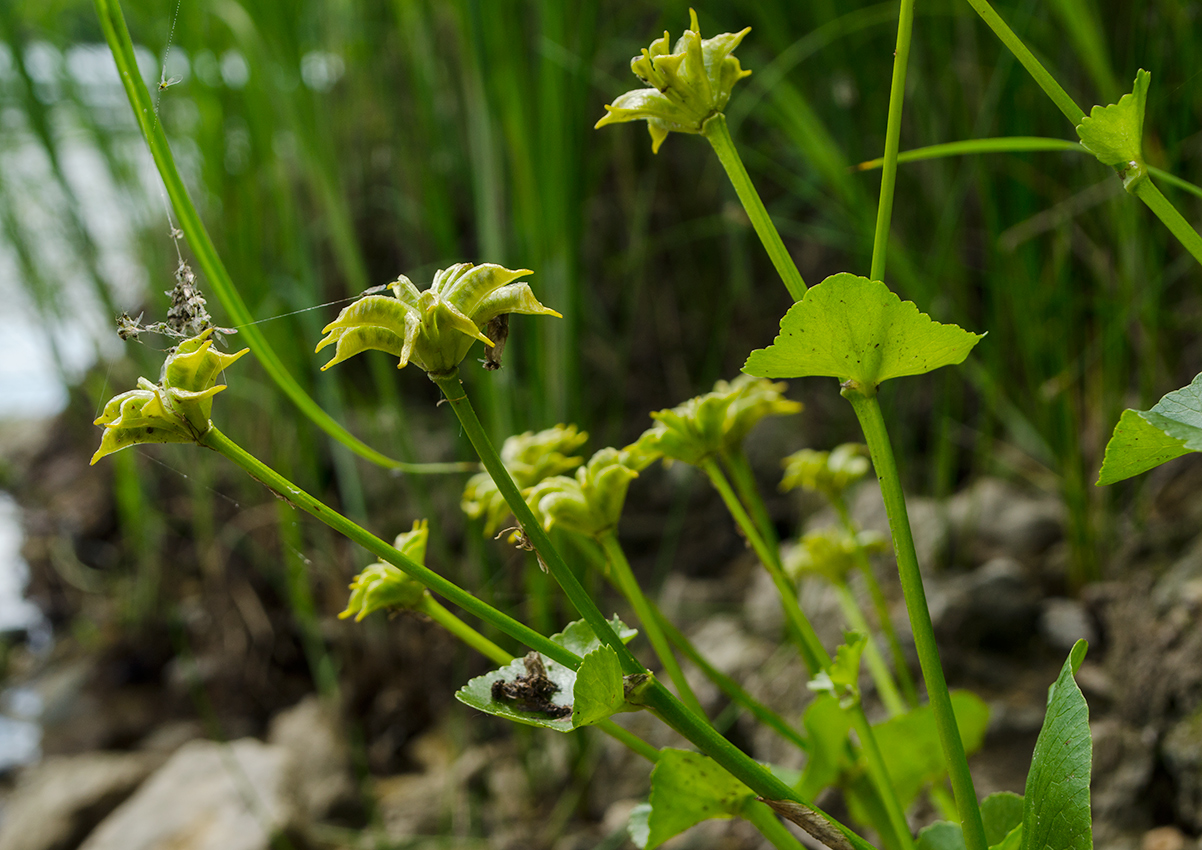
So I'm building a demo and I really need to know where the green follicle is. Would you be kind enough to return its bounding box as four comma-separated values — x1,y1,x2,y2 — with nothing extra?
462,424,589,536
627,374,801,469
316,263,560,376
595,9,752,153
780,443,870,501
340,520,431,621
784,527,887,585
525,448,640,539
91,328,249,465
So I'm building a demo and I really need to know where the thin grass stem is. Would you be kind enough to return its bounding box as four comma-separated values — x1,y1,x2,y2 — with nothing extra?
850,708,915,850
1131,179,1202,266
869,0,916,282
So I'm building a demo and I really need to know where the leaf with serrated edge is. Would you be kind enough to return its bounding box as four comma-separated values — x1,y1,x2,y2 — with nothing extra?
641,749,755,849
552,615,637,657
743,274,983,388
1076,70,1150,167
1097,373,1202,484
455,654,576,732
1020,640,1091,850
571,646,625,726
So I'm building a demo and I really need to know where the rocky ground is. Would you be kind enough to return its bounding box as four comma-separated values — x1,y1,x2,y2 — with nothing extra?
1,403,1201,850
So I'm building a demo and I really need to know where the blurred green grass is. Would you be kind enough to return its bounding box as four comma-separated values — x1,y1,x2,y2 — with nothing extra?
4,0,1201,616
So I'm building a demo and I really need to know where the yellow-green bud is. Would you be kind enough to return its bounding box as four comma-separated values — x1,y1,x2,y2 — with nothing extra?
781,443,869,500
462,424,589,536
316,263,560,376
525,448,639,539
91,329,248,465
339,520,430,621
627,375,801,468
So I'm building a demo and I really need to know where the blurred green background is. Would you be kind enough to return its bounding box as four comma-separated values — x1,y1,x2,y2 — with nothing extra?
2,0,1200,697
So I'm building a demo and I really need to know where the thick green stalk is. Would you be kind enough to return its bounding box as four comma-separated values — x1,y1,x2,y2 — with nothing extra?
598,531,708,719
421,596,660,764
569,535,810,753
94,0,468,475
700,458,828,675
702,113,807,300
1131,179,1202,265
431,372,643,674
869,0,916,282
833,582,905,717
960,0,1086,124
850,708,915,850
200,425,579,670
842,388,986,850
832,500,920,708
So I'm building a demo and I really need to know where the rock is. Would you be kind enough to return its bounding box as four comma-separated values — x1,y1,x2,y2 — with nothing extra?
1142,827,1189,850
267,695,355,821
846,481,948,570
927,558,1041,652
78,739,289,850
1162,710,1202,830
0,752,160,850
1090,719,1156,826
1153,534,1202,612
1040,597,1097,653
945,478,1062,563
373,732,493,839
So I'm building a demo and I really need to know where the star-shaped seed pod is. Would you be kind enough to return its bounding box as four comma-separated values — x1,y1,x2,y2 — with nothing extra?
316,263,561,376
780,443,870,502
339,520,430,621
462,424,589,536
524,448,640,539
595,9,752,153
91,329,249,464
783,526,887,585
626,375,801,468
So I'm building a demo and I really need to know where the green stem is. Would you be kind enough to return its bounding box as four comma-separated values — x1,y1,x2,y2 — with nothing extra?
869,0,916,282
1132,178,1202,266
833,499,920,708
431,372,643,674
722,448,779,549
700,458,828,675
93,0,467,475
421,596,660,764
640,681,878,850
599,531,708,720
569,535,809,753
702,113,807,300
833,582,905,717
742,800,808,850
850,708,915,850
959,0,1086,124
199,425,579,670
842,389,986,850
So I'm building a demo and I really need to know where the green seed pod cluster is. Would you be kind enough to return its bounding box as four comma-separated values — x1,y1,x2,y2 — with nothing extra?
595,9,751,153
628,375,801,468
780,443,870,502
462,424,589,536
783,526,886,585
316,263,560,376
91,328,249,465
525,448,640,539
339,520,430,621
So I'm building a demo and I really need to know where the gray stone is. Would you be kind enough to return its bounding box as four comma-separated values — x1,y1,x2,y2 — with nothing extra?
267,695,355,820
1153,534,1202,612
1162,710,1202,830
0,752,160,850
846,481,948,571
78,739,288,850
945,478,1063,562
1040,597,1098,653
927,557,1041,651
1090,719,1156,826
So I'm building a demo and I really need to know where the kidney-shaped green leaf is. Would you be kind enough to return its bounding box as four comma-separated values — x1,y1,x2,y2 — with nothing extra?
630,748,755,849
1021,640,1092,850
1097,372,1202,484
743,274,983,389
914,792,1025,850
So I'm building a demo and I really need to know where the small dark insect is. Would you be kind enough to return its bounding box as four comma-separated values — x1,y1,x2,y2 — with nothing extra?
490,652,571,719
482,313,509,371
